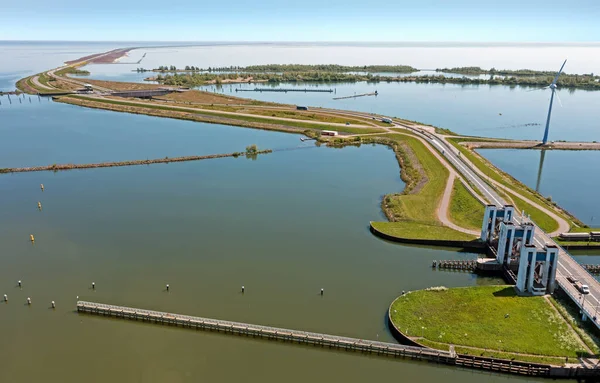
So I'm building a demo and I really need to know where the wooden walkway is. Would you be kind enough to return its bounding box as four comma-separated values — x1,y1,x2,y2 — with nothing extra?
77,301,600,378
77,301,452,361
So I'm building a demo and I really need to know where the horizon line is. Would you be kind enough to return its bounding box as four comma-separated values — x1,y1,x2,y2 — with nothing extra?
1,40,600,45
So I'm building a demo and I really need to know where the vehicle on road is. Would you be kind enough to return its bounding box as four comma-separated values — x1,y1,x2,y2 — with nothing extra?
575,281,590,294
381,117,392,124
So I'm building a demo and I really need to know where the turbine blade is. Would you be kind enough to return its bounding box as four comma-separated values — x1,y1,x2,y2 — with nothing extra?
552,59,567,85
555,90,563,107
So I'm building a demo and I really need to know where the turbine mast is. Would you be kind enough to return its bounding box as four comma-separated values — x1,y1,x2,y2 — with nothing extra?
542,89,555,145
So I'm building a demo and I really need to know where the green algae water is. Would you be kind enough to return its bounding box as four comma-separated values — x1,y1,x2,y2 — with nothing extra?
0,100,550,383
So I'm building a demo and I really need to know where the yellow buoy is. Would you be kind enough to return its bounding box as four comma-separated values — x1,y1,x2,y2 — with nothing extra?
40,184,44,191
37,202,42,209
30,234,35,242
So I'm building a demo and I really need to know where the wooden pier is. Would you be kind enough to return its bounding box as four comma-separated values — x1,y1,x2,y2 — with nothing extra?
236,88,333,93
333,91,378,100
432,259,477,271
77,301,453,361
77,301,600,378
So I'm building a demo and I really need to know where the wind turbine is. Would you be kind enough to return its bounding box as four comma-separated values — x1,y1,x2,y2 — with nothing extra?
534,59,567,145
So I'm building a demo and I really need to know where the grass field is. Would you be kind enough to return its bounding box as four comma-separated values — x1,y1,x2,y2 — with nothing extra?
63,96,385,134
389,286,589,361
371,221,477,241
448,179,485,230
380,133,449,224
508,191,559,233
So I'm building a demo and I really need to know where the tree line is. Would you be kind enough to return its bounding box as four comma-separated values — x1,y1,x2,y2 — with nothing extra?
146,64,418,73
437,66,597,78
151,71,600,89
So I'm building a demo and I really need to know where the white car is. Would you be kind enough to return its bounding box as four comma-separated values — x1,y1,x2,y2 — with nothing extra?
582,285,590,295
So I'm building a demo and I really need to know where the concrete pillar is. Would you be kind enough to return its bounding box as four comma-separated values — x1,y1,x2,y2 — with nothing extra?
527,252,537,292
481,205,496,241
507,227,516,262
523,224,535,246
546,246,559,293
503,205,515,223
490,209,498,240
497,222,508,264
542,249,551,288
516,245,534,293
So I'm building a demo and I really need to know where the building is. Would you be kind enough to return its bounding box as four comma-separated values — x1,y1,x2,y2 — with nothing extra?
321,130,338,136
481,204,558,296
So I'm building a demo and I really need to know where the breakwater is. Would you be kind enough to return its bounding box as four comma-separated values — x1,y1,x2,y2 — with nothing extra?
0,150,272,174
236,88,334,93
333,92,378,100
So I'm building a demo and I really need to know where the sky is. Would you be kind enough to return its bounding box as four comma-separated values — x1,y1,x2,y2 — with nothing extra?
1,0,599,42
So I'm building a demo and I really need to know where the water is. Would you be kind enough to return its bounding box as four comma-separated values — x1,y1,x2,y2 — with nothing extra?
0,101,522,383
479,149,600,227
0,41,592,382
0,98,310,168
199,81,600,142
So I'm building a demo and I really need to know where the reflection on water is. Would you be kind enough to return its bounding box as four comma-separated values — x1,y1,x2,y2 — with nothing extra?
536,150,547,192
479,148,600,226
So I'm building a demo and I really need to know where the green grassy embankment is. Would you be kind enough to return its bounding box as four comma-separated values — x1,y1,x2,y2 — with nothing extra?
371,221,476,242
448,179,485,231
507,191,559,233
366,133,477,242
58,96,386,135
379,134,448,223
390,286,592,365
160,103,388,127
447,137,578,231
54,66,90,77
